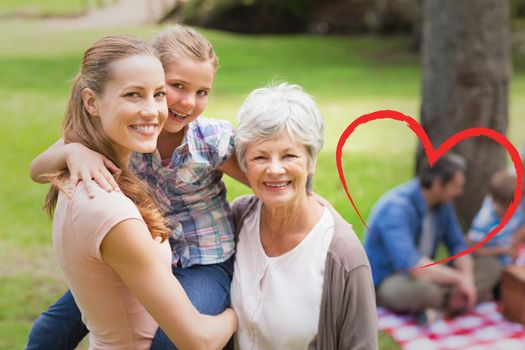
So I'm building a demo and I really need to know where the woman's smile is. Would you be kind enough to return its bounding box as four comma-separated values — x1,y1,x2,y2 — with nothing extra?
245,131,311,208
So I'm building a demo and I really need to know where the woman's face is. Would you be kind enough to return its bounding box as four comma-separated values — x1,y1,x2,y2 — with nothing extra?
244,131,312,208
87,55,167,160
162,58,215,135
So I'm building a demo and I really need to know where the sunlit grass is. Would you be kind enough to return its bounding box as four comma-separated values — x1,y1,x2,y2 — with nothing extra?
0,0,120,17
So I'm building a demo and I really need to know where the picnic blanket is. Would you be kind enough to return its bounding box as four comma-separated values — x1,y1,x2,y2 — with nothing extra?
378,302,525,350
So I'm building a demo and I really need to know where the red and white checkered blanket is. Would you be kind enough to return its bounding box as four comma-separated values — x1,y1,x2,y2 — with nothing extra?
378,302,525,350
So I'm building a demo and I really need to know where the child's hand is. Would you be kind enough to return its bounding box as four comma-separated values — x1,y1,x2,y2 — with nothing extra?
65,143,120,198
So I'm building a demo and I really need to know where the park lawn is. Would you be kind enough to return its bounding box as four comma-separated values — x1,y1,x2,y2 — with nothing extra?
0,0,88,16
0,0,122,17
1,18,524,349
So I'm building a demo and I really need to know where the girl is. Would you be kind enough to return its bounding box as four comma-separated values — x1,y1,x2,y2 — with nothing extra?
27,26,246,350
37,34,236,349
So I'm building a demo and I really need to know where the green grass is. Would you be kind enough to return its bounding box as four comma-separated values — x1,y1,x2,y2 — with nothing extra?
0,0,120,17
0,0,87,16
2,16,525,349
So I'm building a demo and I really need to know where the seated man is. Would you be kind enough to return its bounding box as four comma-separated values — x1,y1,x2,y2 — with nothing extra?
365,154,481,320
468,170,525,300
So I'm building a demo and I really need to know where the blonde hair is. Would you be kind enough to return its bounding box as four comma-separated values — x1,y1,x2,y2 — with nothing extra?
44,35,170,241
152,24,218,71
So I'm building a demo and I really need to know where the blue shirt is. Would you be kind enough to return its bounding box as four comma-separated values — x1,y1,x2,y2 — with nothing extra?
468,196,525,265
130,117,236,267
364,179,468,287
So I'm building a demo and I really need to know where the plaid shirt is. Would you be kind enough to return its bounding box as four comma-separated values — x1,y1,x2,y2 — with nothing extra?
130,117,236,267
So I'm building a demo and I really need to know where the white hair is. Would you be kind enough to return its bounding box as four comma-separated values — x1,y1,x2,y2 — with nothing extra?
235,82,324,192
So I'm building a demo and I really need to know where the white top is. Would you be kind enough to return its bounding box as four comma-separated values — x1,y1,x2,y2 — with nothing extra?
231,202,334,350
53,182,172,350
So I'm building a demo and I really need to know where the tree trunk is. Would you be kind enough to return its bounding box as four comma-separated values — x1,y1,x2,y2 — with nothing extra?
419,0,511,228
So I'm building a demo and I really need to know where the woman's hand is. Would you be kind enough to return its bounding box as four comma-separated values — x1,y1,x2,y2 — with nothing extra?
65,143,120,198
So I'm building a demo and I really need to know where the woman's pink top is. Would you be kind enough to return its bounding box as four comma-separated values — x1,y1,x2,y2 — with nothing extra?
52,183,171,350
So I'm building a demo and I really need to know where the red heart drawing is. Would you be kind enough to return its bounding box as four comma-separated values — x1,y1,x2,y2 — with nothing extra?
336,110,524,269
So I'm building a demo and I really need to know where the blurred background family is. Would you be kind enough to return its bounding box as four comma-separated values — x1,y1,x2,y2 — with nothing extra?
365,152,525,326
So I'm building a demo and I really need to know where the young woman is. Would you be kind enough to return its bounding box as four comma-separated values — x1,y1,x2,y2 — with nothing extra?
27,26,246,350
38,34,236,350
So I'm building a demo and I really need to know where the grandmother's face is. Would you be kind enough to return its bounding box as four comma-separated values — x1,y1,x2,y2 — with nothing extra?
244,131,311,208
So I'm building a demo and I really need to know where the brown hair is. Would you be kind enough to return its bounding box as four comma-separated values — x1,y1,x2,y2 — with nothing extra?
489,170,517,206
44,35,170,241
152,24,218,71
418,153,467,189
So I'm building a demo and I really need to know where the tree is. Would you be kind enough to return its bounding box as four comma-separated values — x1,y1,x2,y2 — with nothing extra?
419,0,512,227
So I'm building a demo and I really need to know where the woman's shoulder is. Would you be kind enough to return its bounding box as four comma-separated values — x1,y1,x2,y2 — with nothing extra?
231,195,258,215
231,195,259,231
314,196,370,272
328,224,369,266
56,182,144,259
70,182,140,221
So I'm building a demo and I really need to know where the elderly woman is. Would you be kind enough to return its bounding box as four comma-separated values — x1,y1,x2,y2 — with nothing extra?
230,83,378,349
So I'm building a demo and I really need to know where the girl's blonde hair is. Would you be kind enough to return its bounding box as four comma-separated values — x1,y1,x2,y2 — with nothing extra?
44,35,170,241
152,24,218,71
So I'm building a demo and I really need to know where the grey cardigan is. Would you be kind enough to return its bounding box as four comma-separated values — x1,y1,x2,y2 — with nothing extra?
231,195,378,350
